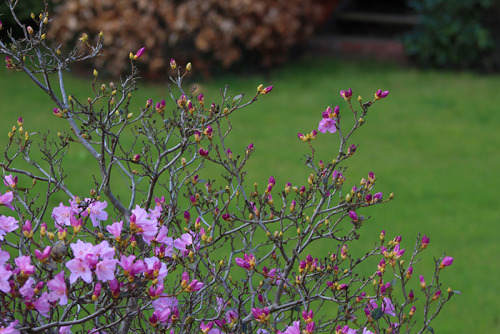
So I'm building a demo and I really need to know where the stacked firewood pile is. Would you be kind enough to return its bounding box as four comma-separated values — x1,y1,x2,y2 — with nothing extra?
49,0,330,77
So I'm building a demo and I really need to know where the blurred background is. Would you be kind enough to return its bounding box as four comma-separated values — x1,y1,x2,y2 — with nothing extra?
1,0,500,333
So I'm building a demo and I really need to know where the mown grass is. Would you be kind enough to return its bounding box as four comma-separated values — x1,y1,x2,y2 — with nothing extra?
1,57,499,333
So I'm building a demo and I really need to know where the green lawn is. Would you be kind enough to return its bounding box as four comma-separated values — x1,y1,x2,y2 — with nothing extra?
1,57,499,333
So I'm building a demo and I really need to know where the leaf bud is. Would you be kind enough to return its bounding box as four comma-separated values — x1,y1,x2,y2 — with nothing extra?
186,62,192,71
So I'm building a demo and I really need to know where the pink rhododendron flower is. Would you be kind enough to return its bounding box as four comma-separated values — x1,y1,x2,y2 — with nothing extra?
235,253,256,270
281,320,300,334
119,254,146,278
152,295,178,313
381,297,396,317
0,191,14,210
131,205,158,244
106,221,123,241
34,292,51,317
0,319,20,334
52,202,77,227
19,277,36,300
0,265,12,293
48,272,68,305
0,215,19,240
173,233,193,254
59,326,72,334
0,251,9,266
88,329,107,334
252,307,270,323
93,240,115,259
3,174,17,189
81,200,108,227
66,257,92,284
35,246,52,262
95,258,118,282
15,255,35,277
144,257,168,281
318,117,337,134
69,239,94,259
180,271,203,292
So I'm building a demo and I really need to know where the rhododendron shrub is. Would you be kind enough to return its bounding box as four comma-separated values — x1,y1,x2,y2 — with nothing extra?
0,2,458,334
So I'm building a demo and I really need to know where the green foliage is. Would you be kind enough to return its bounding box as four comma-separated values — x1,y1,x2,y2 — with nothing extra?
404,0,496,69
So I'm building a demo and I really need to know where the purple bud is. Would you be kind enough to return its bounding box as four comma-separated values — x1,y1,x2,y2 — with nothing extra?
134,47,145,59
348,211,358,221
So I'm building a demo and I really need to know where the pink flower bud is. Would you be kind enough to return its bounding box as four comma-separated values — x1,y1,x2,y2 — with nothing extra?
421,235,430,249
340,88,353,101
134,47,145,59
348,211,358,222
440,256,453,269
375,89,390,100
260,86,273,95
